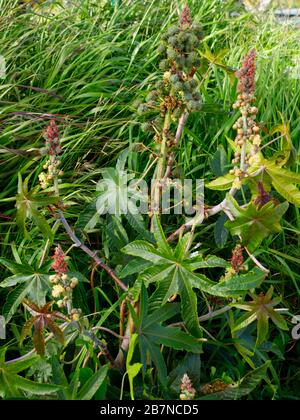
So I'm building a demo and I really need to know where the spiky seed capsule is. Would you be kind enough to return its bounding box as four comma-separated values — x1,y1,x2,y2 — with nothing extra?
159,59,169,71
166,26,180,37
184,92,194,101
141,122,152,132
137,104,148,115
168,36,178,48
170,74,180,84
166,47,177,60
189,79,198,89
157,44,166,54
173,81,183,92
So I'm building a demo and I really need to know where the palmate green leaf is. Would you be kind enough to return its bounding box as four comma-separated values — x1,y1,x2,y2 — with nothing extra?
12,374,60,395
265,164,300,184
152,214,172,255
126,334,142,400
269,122,293,167
200,46,236,84
122,240,170,264
50,356,72,400
180,270,203,338
148,279,176,313
214,214,229,248
145,324,202,353
118,258,151,279
31,207,53,239
134,254,264,302
139,288,202,355
77,365,109,401
5,355,40,374
129,264,173,301
207,268,266,297
0,350,59,399
135,286,202,386
185,255,229,270
231,287,288,346
1,273,50,322
256,312,269,346
124,217,265,336
232,311,258,332
225,195,289,252
261,161,300,206
173,233,191,261
15,173,55,239
248,156,300,206
198,362,270,400
124,235,201,336
210,144,228,177
143,302,180,328
125,211,153,242
206,173,235,191
2,282,31,323
139,264,175,287
268,309,288,331
271,176,300,207
0,257,33,275
140,335,168,387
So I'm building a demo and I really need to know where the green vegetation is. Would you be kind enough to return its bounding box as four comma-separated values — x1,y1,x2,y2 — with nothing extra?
0,0,299,401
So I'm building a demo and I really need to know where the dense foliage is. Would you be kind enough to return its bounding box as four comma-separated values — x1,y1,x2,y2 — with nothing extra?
0,0,299,400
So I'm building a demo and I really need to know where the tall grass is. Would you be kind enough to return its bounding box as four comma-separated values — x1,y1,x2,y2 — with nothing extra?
0,0,299,399
1,1,299,238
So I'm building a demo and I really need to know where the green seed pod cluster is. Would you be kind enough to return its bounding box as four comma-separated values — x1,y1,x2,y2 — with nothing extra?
156,9,203,114
141,121,154,133
159,20,202,74
134,6,203,140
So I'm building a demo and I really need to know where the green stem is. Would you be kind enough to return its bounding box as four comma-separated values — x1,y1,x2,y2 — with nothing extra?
51,155,60,196
240,115,248,172
151,111,171,227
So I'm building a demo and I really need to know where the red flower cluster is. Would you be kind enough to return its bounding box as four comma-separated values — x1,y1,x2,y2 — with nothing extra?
229,244,244,273
44,120,61,156
236,49,256,95
51,245,69,274
180,4,192,29
254,181,273,208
